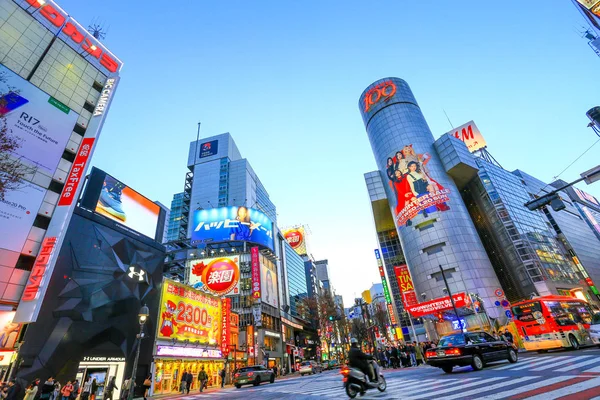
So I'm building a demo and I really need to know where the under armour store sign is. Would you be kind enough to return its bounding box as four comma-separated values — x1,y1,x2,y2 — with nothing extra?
82,357,125,362
127,266,149,283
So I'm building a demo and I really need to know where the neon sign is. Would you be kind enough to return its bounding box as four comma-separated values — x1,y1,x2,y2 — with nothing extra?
19,0,121,74
363,80,396,112
22,236,57,301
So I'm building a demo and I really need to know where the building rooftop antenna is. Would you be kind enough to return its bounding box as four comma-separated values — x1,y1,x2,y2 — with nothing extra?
88,18,107,40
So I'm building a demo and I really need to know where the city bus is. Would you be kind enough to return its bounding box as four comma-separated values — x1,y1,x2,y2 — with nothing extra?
511,295,594,352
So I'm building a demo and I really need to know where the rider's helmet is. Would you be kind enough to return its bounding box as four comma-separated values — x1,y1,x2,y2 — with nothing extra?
350,337,359,346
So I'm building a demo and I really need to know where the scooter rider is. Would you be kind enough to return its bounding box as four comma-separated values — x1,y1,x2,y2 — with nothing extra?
349,338,376,382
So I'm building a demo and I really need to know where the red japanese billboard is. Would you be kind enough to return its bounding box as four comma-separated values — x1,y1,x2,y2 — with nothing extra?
221,298,231,356
189,256,240,296
394,265,418,307
406,293,468,317
21,237,57,301
251,247,261,299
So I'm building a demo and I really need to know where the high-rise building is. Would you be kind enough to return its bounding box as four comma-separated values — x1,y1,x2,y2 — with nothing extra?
358,78,503,320
0,0,121,326
315,259,331,290
165,192,184,242
282,241,309,318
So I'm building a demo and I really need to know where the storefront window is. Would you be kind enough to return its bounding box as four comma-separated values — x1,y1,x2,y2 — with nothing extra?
153,359,224,394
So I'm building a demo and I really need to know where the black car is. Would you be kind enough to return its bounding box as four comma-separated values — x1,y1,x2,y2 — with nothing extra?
426,331,518,373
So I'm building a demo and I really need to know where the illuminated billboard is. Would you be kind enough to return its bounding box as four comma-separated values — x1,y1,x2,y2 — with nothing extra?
188,256,241,296
0,65,79,175
0,180,45,253
192,206,274,250
261,263,278,308
92,172,160,239
384,144,451,226
282,226,308,256
0,311,21,349
445,120,487,153
576,0,600,16
157,279,222,346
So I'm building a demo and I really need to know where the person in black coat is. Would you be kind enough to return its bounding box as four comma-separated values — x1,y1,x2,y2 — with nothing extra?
184,372,192,394
6,380,21,400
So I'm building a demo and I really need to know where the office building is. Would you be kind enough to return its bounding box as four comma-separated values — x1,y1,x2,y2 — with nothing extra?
165,192,184,242
315,259,331,290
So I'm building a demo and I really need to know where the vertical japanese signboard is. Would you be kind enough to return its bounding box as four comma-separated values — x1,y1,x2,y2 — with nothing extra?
21,237,57,301
221,298,231,356
394,265,418,307
374,249,397,325
251,247,261,299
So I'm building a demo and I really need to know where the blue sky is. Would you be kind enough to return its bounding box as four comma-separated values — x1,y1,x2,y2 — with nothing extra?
59,0,600,306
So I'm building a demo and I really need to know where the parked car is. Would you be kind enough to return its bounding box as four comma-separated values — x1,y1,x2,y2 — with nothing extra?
233,365,275,388
590,313,600,347
299,360,323,375
426,331,518,373
327,360,340,370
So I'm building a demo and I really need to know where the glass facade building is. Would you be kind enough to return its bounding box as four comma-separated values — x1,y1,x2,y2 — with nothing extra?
359,78,502,316
0,0,120,305
165,192,184,242
284,241,309,318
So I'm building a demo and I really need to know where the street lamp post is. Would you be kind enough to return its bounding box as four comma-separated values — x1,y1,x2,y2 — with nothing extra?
128,304,149,400
439,266,465,341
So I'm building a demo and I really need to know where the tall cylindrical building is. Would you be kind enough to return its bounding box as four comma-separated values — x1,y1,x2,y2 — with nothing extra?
359,78,501,317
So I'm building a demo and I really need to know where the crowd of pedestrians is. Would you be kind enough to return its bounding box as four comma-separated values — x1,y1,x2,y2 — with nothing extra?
376,341,438,368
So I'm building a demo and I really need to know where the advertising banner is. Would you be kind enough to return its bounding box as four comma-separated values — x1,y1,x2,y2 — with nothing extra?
394,264,419,308
252,304,262,327
375,249,397,325
446,120,487,153
21,236,57,302
261,263,278,308
0,180,45,253
251,246,261,299
192,206,274,250
573,187,600,208
406,293,468,317
58,138,94,206
0,311,21,349
94,173,160,239
157,280,222,346
189,256,240,296
384,144,451,227
282,226,308,256
247,325,254,355
221,298,230,356
581,205,600,237
0,65,79,175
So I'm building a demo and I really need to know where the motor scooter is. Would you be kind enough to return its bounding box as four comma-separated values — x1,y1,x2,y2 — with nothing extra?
340,360,387,398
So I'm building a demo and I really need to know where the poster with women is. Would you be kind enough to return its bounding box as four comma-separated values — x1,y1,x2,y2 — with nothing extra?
385,144,451,227
260,264,278,308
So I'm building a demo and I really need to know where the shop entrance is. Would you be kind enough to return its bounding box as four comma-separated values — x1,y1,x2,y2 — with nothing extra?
77,358,125,400
153,359,224,395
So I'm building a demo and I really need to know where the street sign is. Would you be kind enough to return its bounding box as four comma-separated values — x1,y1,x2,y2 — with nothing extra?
501,299,510,308
505,310,513,318
494,288,504,298
494,300,501,307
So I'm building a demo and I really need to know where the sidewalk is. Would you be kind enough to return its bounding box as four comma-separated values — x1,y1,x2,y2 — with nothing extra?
148,373,302,399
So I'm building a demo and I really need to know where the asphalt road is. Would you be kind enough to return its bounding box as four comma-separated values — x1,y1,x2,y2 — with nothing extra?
164,347,600,399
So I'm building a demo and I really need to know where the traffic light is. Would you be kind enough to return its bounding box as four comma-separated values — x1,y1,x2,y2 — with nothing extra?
525,193,565,212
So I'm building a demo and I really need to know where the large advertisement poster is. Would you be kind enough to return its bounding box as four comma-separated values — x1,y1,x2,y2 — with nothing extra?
192,206,274,250
406,293,468,317
0,180,45,253
0,311,21,349
0,65,79,175
188,256,240,296
94,174,160,239
394,265,418,308
282,226,308,256
157,280,222,346
384,144,451,227
261,264,278,308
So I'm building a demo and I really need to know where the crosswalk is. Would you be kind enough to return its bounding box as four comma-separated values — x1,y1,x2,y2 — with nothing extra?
491,354,600,374
253,374,600,399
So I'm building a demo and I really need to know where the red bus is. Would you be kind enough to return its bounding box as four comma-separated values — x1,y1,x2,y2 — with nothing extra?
511,295,594,352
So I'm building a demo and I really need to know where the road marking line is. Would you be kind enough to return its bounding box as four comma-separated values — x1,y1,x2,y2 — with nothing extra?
555,357,600,372
530,357,591,371
442,376,537,400
507,355,574,371
524,376,600,400
391,378,474,396
583,364,600,373
555,383,600,400
476,375,579,400
403,377,504,400
492,357,541,370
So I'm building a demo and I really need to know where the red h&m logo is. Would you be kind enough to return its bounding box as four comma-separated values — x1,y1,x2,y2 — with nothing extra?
22,236,58,301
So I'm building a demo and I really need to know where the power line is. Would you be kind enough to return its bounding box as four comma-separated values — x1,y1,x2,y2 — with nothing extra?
535,137,600,196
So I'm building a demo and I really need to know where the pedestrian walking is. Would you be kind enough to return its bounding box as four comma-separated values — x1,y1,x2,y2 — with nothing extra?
103,378,115,400
60,381,73,400
80,378,91,400
40,378,54,400
142,376,151,400
504,329,514,344
120,378,129,400
185,371,192,394
219,368,226,388
409,343,417,367
179,371,187,394
90,379,97,400
70,381,79,400
52,380,61,400
6,379,22,400
25,381,39,400
416,343,425,366
197,368,208,393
